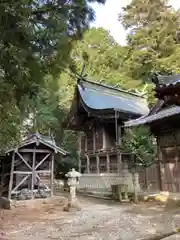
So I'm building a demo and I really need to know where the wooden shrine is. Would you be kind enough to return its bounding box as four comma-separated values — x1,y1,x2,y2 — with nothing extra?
125,74,180,193
3,133,67,200
64,77,149,193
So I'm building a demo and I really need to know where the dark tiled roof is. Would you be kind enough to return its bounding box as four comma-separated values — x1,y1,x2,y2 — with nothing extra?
124,74,180,127
78,79,149,116
158,74,180,85
124,106,180,127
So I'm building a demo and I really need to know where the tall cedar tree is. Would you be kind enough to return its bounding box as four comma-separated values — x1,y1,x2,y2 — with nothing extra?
119,0,180,81
0,0,105,151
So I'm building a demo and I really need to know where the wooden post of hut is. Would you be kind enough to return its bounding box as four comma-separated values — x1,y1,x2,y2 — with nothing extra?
6,133,67,200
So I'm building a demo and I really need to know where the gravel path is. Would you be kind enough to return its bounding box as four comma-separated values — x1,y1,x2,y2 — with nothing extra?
2,196,180,240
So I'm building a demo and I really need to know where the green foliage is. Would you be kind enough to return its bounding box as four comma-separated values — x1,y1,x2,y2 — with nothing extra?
119,0,180,81
0,0,105,153
3,0,180,174
58,27,145,110
70,27,142,89
123,126,157,170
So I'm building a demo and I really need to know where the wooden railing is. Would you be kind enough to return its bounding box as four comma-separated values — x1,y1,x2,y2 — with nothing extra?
80,150,133,174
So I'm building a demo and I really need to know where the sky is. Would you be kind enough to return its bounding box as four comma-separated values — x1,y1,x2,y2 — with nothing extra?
90,0,180,45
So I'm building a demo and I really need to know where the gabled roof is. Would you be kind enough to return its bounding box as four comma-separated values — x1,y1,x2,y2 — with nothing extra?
124,96,180,127
6,133,68,155
125,105,180,127
77,79,149,116
157,74,180,86
124,74,180,128
154,74,180,98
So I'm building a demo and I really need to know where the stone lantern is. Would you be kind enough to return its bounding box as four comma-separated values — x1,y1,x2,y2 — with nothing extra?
65,168,81,210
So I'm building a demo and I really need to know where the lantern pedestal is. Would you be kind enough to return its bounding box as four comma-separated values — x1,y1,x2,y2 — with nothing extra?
64,168,81,212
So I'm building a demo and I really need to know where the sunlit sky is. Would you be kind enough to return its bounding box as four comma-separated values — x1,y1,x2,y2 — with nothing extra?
90,0,180,45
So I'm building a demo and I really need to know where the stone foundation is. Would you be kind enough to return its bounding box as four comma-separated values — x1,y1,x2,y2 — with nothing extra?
77,171,141,195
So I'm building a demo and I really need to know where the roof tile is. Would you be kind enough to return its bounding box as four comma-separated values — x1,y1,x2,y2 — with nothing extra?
78,80,149,116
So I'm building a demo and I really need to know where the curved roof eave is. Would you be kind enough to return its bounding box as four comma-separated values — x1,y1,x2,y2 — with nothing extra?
79,95,142,119
77,84,149,116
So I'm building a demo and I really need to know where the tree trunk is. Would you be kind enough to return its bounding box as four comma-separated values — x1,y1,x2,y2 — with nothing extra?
132,170,138,203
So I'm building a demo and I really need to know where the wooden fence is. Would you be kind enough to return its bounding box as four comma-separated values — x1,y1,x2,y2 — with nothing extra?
139,163,161,192
139,161,180,193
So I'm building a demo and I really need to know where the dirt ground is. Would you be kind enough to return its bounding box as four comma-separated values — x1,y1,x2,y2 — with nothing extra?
1,195,180,240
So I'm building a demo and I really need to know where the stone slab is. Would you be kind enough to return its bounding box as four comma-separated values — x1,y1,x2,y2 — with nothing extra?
11,196,67,209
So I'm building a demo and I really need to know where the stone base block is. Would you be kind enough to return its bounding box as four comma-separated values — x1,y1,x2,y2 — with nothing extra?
63,199,81,212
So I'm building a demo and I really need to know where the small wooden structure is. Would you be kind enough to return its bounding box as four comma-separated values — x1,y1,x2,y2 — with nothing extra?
125,74,180,192
4,133,67,200
65,78,149,193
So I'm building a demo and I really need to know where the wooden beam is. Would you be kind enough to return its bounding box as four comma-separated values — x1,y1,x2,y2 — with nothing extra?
16,152,32,170
50,154,54,197
12,175,30,193
14,171,32,174
35,138,40,146
31,148,36,199
8,152,15,199
37,170,51,174
35,153,51,170
12,189,50,194
13,170,51,174
19,149,51,153
36,174,50,190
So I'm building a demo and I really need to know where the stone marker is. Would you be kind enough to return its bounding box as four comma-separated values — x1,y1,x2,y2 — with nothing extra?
63,168,81,212
0,197,11,210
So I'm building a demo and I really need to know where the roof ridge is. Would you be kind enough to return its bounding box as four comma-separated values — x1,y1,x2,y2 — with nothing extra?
158,74,180,84
80,78,145,99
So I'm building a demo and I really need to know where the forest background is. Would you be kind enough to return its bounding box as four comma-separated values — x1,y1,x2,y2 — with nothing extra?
1,0,180,174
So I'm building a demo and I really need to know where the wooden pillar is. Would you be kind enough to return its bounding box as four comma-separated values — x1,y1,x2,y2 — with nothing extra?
8,152,15,200
78,133,81,172
102,128,106,149
96,155,99,174
118,126,122,146
115,111,118,145
106,153,110,173
31,149,36,199
85,134,87,152
157,136,164,191
50,153,55,197
173,133,179,162
118,152,122,174
78,158,81,173
86,155,90,173
78,133,82,153
93,128,96,153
